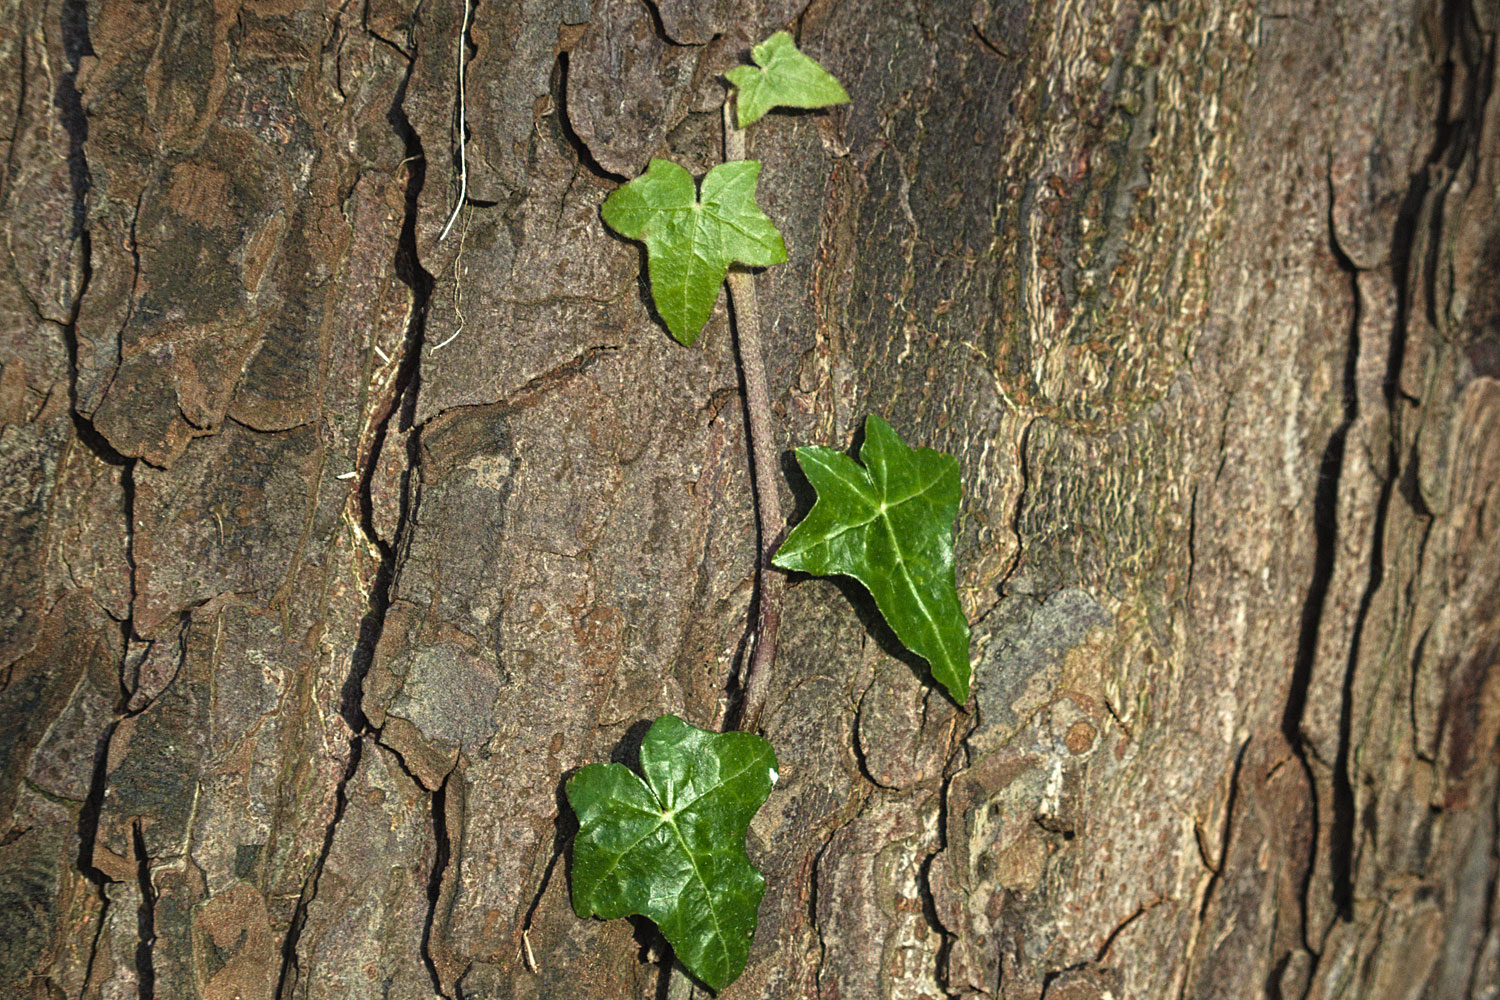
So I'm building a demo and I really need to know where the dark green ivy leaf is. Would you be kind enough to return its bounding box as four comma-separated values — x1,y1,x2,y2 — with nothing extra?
601,158,787,346
566,715,779,993
773,414,972,703
726,31,850,128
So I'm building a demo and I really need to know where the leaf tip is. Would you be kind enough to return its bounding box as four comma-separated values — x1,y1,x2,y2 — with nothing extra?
667,320,703,346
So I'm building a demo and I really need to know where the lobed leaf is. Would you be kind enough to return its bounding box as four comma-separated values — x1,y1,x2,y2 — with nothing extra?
567,715,779,992
726,31,850,128
601,158,787,345
773,414,972,703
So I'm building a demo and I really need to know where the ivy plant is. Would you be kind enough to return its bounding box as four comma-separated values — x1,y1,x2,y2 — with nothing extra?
575,29,969,995
600,30,843,348
726,31,851,128
566,715,778,992
601,160,786,345
774,414,971,703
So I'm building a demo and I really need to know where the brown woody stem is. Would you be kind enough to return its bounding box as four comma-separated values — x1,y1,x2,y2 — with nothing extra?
726,269,784,733
723,107,783,734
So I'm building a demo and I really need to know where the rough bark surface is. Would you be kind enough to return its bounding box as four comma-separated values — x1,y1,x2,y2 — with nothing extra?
0,0,1496,998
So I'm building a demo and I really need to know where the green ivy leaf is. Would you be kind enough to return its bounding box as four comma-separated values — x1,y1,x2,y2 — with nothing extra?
726,31,850,129
566,714,779,993
773,414,971,703
601,158,787,346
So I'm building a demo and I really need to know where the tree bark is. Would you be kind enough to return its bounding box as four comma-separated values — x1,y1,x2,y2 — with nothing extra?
1,0,1497,998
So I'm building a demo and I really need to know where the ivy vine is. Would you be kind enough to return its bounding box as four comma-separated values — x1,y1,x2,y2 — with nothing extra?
567,30,971,993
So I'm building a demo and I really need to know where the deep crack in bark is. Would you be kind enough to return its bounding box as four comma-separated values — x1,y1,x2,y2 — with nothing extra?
421,771,455,998
998,416,1037,595
1177,736,1252,999
1317,0,1479,962
132,820,157,999
277,24,436,994
551,51,628,183
52,0,154,989
274,736,365,1000
1280,226,1358,976
1323,227,1363,926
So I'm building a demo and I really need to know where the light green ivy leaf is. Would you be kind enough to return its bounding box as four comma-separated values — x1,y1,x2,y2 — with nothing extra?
726,31,850,129
601,158,787,346
566,714,779,993
773,414,972,703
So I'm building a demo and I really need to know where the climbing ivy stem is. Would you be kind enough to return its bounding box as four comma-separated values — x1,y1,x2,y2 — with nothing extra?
728,268,784,733
724,108,783,733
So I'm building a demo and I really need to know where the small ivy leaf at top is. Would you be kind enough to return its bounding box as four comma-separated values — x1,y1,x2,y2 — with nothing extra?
601,158,787,346
566,714,779,993
726,31,850,129
773,414,972,703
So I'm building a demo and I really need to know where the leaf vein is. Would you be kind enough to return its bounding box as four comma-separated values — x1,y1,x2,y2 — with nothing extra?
674,754,769,816
582,816,667,908
664,818,733,971
880,513,946,660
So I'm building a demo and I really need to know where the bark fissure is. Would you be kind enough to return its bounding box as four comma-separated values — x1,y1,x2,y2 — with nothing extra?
57,0,92,238
1178,736,1253,1000
1186,482,1199,598
496,343,624,413
50,1,159,989
421,772,454,998
999,415,1037,594
131,820,157,999
279,24,437,992
520,825,574,952
1097,895,1166,964
922,775,961,1000
1196,737,1250,922
1323,229,1364,928
1281,236,1360,973
74,719,120,888
78,874,112,995
637,0,674,48
1323,0,1482,954
342,12,436,725
551,51,629,184
274,736,366,1000
850,690,897,791
54,0,113,467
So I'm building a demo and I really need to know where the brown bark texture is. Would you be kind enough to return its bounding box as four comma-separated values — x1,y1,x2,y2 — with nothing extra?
1,0,1497,997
